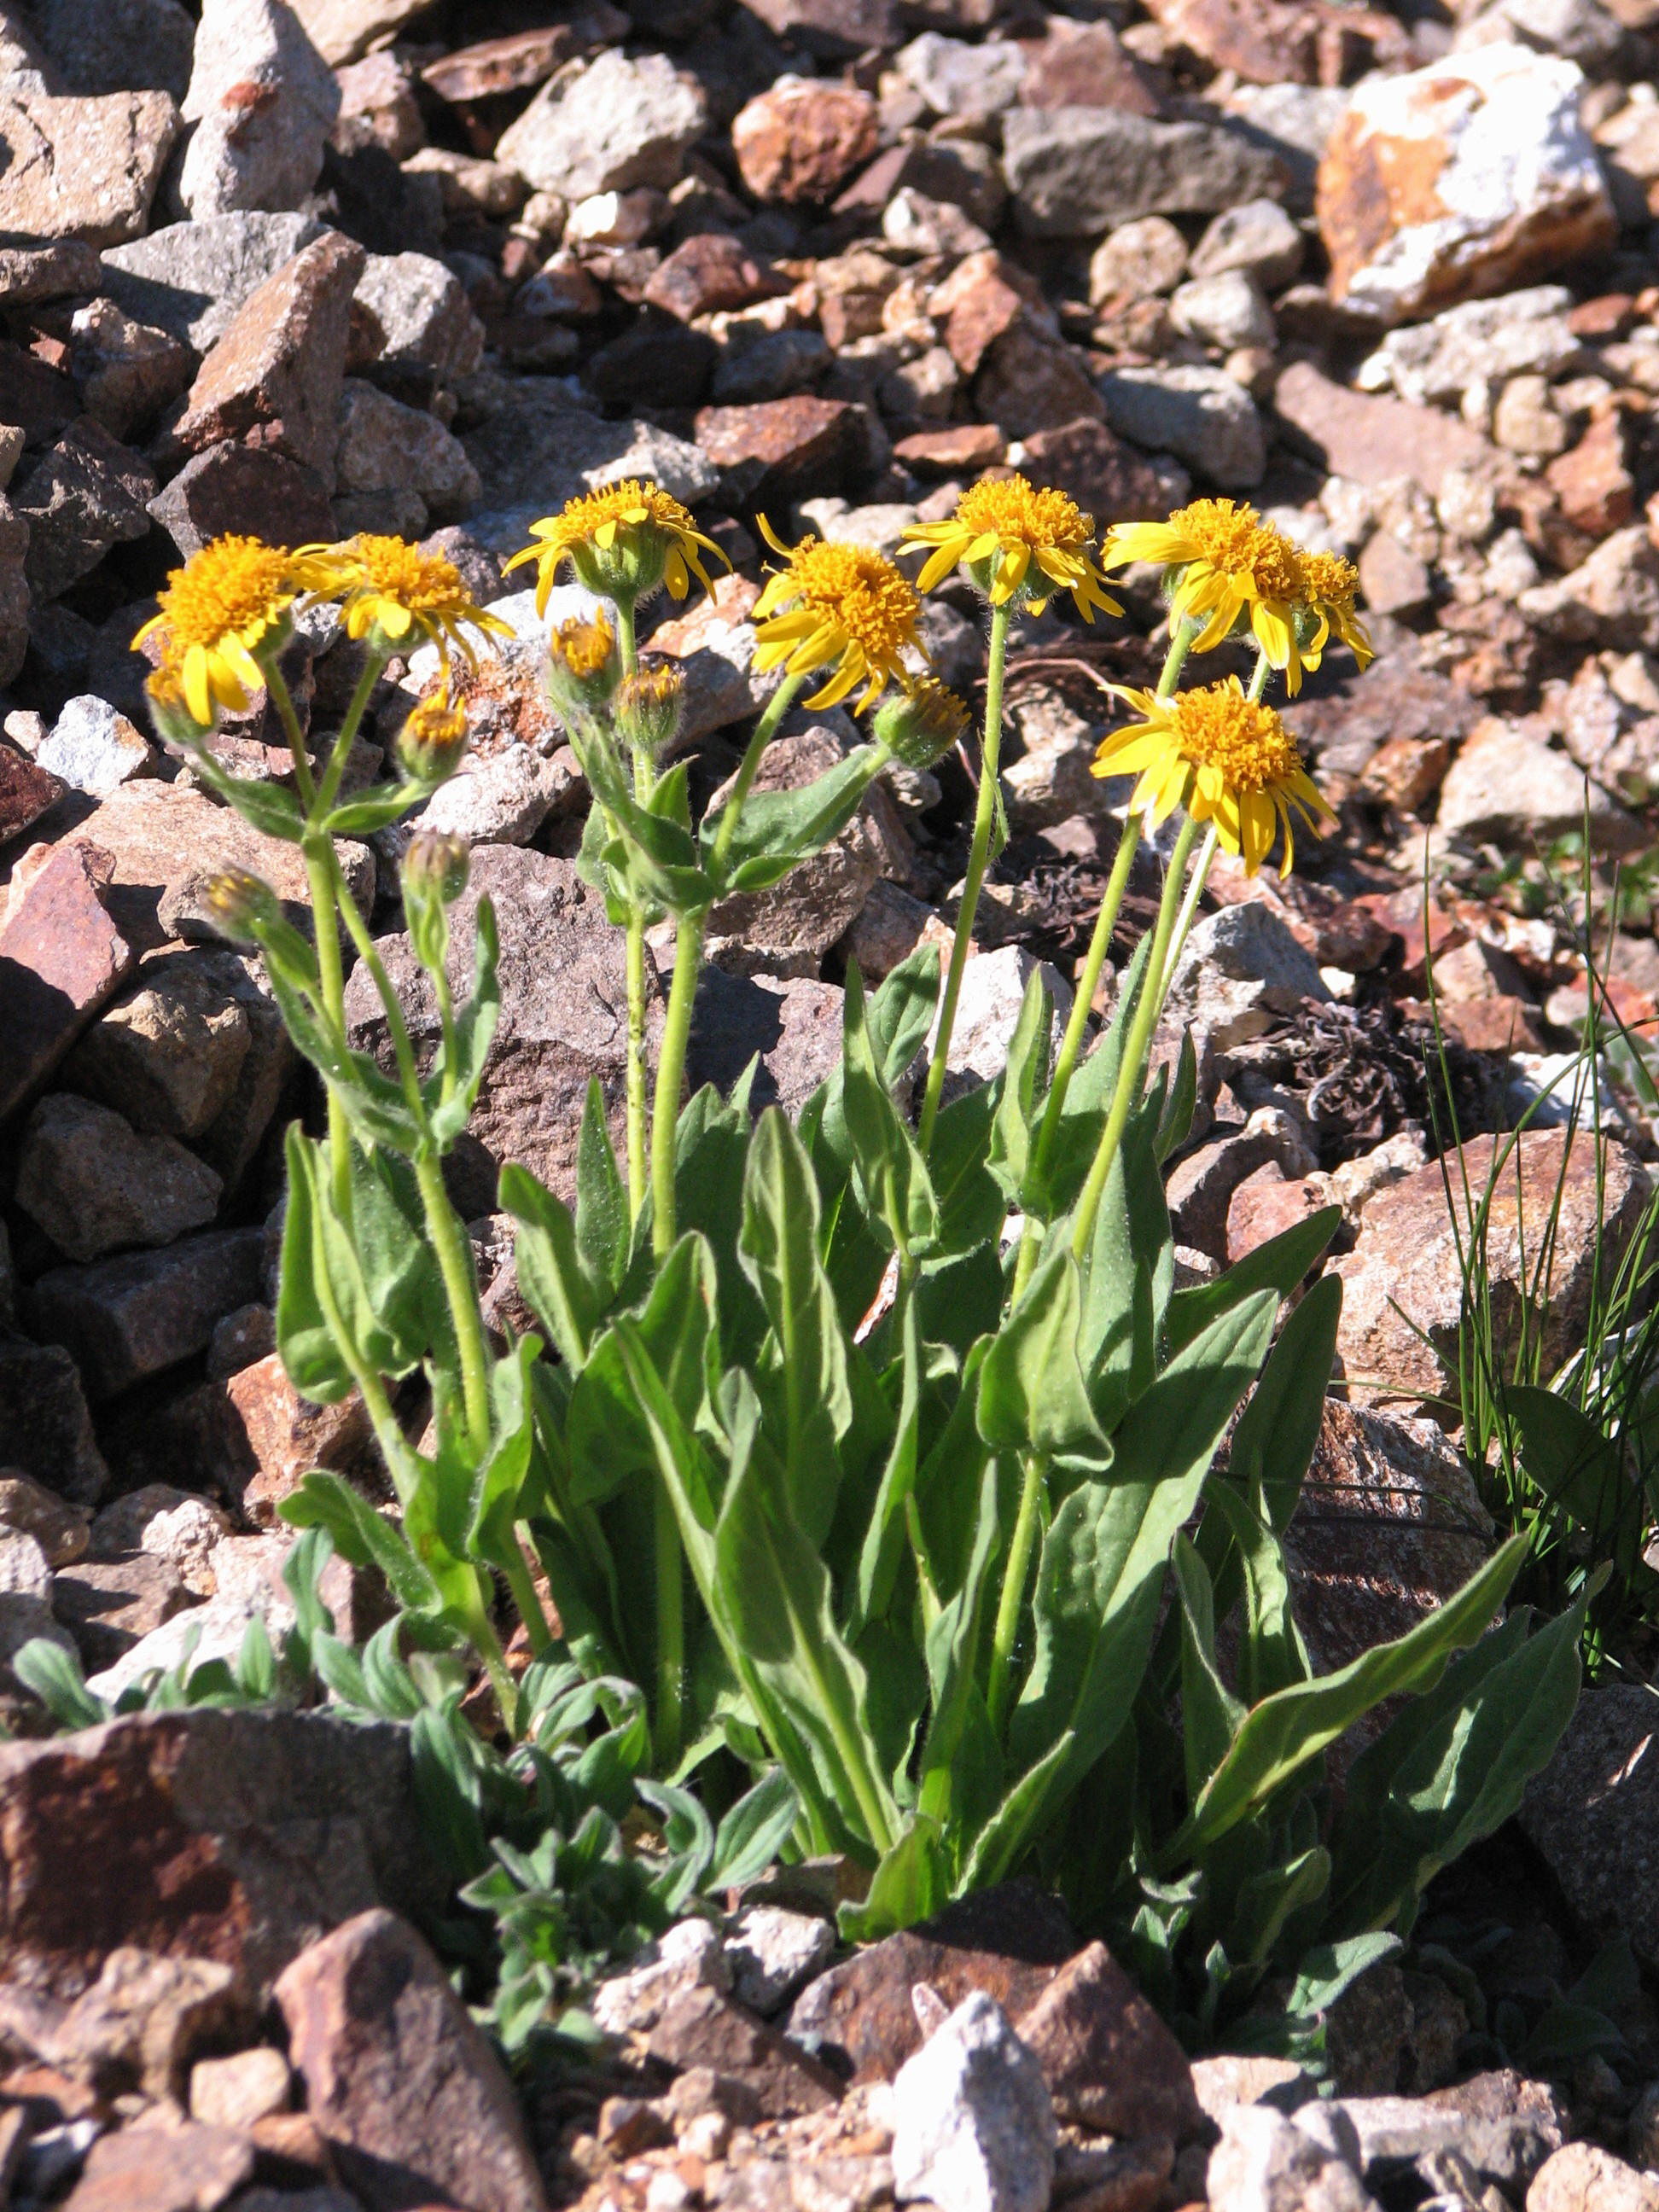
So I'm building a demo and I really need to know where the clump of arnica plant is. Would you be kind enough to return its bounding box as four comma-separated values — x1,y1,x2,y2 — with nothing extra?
20,487,1587,2062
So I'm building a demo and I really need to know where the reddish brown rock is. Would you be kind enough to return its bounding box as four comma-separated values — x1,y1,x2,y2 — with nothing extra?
0,241,103,309
1144,0,1319,83
1016,1942,1203,2142
1020,21,1163,114
1225,1162,1330,1265
149,442,336,558
1019,416,1177,526
1357,733,1452,813
0,1710,440,2003
220,1355,374,1528
1357,531,1431,619
0,84,180,250
648,1988,843,2118
735,0,899,60
786,1882,1074,2083
732,82,879,205
61,2120,253,2212
832,138,1004,232
1334,1130,1651,1411
694,395,861,504
894,422,1007,474
52,1553,192,1673
1547,410,1636,538
173,231,366,486
419,15,626,105
14,417,157,602
1274,362,1490,495
0,840,134,1119
933,251,1036,377
1284,653,1481,779
1435,995,1544,1053
0,748,61,848
276,1909,549,2212
975,324,1106,441
0,340,78,446
643,235,781,323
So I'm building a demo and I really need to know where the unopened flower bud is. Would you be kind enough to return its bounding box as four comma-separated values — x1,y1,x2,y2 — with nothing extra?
203,866,280,942
872,676,969,771
614,662,685,762
544,610,620,719
144,661,211,748
397,691,469,783
404,830,470,908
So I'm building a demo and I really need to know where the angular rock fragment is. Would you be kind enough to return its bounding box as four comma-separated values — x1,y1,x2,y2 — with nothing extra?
1003,107,1284,237
180,0,342,219
890,1992,1056,2212
12,422,157,603
0,84,180,248
102,212,326,351
0,839,134,1119
496,50,707,201
27,1227,265,1399
15,1095,223,1264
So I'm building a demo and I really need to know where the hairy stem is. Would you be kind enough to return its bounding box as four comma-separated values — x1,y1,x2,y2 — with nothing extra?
710,669,807,874
1071,812,1202,1261
920,600,1011,1154
316,639,390,817
987,1453,1046,1739
415,1147,492,1457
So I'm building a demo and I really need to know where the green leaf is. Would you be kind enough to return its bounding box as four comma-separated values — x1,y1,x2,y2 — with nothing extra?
1155,1028,1199,1164
1508,1384,1633,1554
276,1126,355,1403
567,1234,719,1507
870,944,940,1086
1285,1933,1403,2020
704,747,885,894
1229,1273,1342,1537
710,1768,800,1889
1179,1534,1530,1858
411,1705,491,1879
959,1730,1075,1892
1328,1590,1585,1936
1080,1097,1172,1435
1008,1290,1278,1799
500,1160,603,1370
977,1243,1107,1463
927,1082,1004,1262
1173,1534,1246,1803
14,1638,106,1729
1167,1208,1341,1355
428,896,501,1150
189,751,306,840
916,1455,1001,1823
841,964,938,1256
280,1470,444,1617
321,782,428,836
839,1815,946,1942
1203,1478,1307,1706
575,1077,630,1296
986,965,1050,1208
849,1299,924,1639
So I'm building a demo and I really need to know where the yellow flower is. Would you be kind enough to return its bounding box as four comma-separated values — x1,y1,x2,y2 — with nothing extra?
1091,677,1334,877
1101,498,1308,688
872,675,970,771
1298,550,1375,678
751,518,924,712
504,480,727,614
133,535,303,725
555,611,616,684
303,535,512,667
899,476,1121,620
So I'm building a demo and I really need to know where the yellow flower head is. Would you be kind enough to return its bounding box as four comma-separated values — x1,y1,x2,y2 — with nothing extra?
1298,550,1375,678
752,518,924,713
133,535,303,725
614,662,687,761
504,480,728,614
397,689,469,783
1102,499,1310,689
303,535,512,668
872,675,970,771
1091,676,1334,877
899,476,1122,621
203,865,280,941
556,611,616,684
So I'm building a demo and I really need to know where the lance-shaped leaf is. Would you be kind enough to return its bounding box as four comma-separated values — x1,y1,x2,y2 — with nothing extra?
703,746,887,897
575,1077,630,1295
568,1233,719,1507
499,1161,603,1370
986,964,1050,1208
841,963,938,1255
428,896,501,1150
977,1242,1108,1463
1173,1534,1247,1805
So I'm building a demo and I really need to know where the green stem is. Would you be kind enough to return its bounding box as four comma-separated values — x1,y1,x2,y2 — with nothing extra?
920,601,1012,1154
653,1483,684,1772
1155,824,1220,1029
1071,812,1203,1262
625,918,649,1224
316,641,390,818
615,596,637,678
415,1146,492,1457
652,913,704,1262
710,670,807,874
262,648,315,811
303,842,353,1220
329,850,423,1106
1248,646,1272,703
987,1453,1046,1738
506,1530,556,1658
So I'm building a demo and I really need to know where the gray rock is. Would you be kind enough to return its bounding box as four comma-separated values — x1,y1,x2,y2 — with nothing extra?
891,1991,1056,2212
1098,364,1265,486
1524,2143,1659,2212
1520,1687,1659,1976
1165,1108,1317,1263
726,1908,837,2016
1358,285,1578,408
1167,905,1329,1050
26,1225,265,1400
344,847,655,1217
180,0,341,218
0,82,180,248
1002,107,1284,239
15,1094,223,1264
417,746,579,847
686,968,847,1116
102,212,326,350
0,1340,108,1504
0,1527,74,1684
496,50,707,202
1495,0,1624,63
705,725,887,962
27,0,196,99
463,399,719,533
355,252,485,384
288,0,436,65
61,946,256,1144
334,380,480,527
1519,525,1659,654
68,297,195,443
711,328,830,405
12,419,157,602
86,1582,290,1701
1435,718,1642,853
1171,270,1275,352
1089,215,1189,305
1208,2104,1381,2211
935,946,1073,1083
882,190,992,260
896,32,1027,114
592,1919,731,2036
36,696,154,797
1189,198,1305,289
1003,685,1103,833
1225,82,1349,211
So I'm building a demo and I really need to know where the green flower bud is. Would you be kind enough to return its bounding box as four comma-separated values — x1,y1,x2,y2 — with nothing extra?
203,867,281,943
404,830,470,907
544,610,620,722
396,691,469,784
872,676,970,771
613,663,686,763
